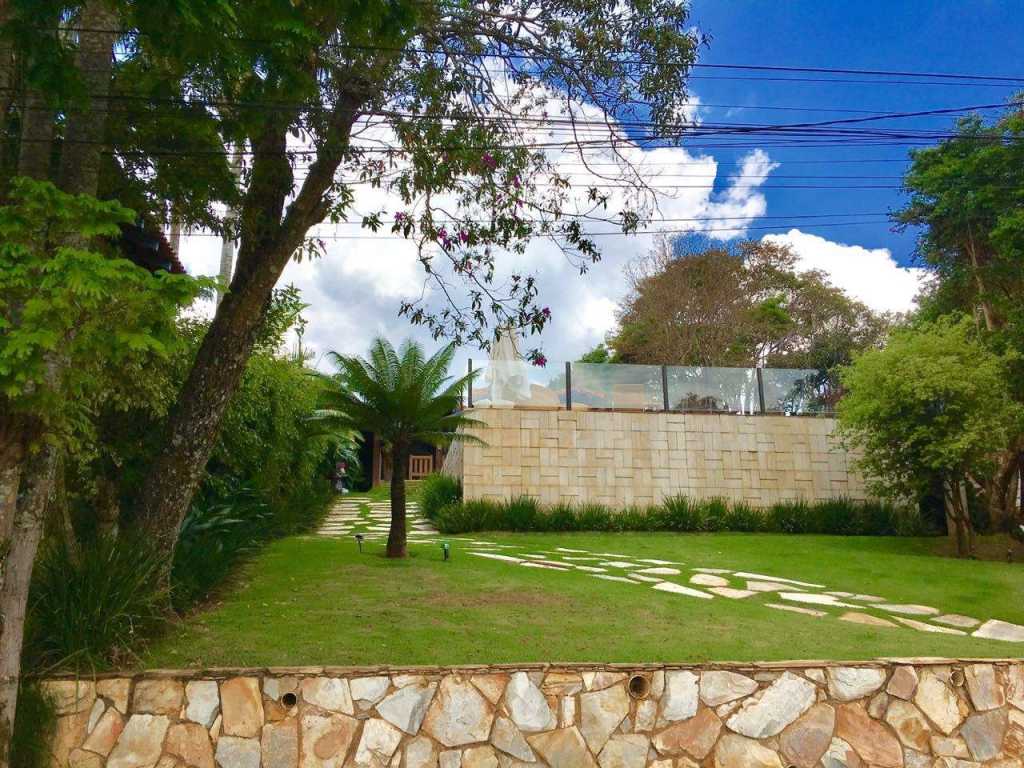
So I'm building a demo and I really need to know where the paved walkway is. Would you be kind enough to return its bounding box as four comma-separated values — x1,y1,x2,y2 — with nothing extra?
315,496,1024,644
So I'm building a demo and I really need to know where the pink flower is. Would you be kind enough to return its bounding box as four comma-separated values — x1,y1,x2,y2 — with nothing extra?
532,354,547,367
481,152,496,169
541,307,551,319
459,230,469,244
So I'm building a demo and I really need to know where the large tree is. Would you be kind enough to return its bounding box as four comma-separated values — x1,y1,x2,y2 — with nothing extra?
895,102,1024,528
612,237,890,375
837,316,1024,557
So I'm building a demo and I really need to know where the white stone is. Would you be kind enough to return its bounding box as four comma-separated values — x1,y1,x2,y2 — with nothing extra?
709,587,756,599
766,603,826,617
690,573,729,587
185,681,221,728
354,719,403,767
914,672,965,735
661,671,699,722
560,695,577,727
594,575,636,584
700,671,758,706
467,552,524,563
626,574,661,583
351,676,391,706
726,672,816,738
600,561,641,568
692,568,732,574
733,572,824,588
505,672,556,732
377,682,437,734
301,677,354,715
652,582,712,599
934,614,980,629
423,677,494,747
404,736,437,768
637,567,681,576
580,684,629,753
877,603,940,616
894,617,966,635
778,592,853,608
490,716,535,762
214,736,260,768
745,580,798,592
633,698,656,732
107,714,169,768
826,668,887,701
973,619,1024,642
87,699,105,734
597,733,649,768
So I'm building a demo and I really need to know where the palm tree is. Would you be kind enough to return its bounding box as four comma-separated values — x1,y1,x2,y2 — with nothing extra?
315,338,481,558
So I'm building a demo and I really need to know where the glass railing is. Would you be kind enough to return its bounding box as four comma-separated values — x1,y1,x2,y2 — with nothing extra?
466,361,836,416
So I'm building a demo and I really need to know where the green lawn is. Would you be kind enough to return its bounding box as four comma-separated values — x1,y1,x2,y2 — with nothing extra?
143,506,1024,668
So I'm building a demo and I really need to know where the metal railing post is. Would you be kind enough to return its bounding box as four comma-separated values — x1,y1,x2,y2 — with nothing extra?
755,367,766,415
467,359,473,409
661,365,669,411
565,362,572,410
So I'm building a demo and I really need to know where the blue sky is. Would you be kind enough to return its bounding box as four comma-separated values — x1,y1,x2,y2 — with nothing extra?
180,2,1023,365
687,0,1024,265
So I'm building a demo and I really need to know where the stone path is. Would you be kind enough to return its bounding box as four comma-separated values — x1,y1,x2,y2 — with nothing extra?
315,496,1024,644
316,497,439,540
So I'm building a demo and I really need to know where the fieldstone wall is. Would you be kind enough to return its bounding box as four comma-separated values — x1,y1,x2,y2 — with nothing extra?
462,408,868,507
43,660,1024,767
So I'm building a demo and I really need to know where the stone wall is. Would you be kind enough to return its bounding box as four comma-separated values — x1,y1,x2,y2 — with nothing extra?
462,408,868,507
43,660,1024,767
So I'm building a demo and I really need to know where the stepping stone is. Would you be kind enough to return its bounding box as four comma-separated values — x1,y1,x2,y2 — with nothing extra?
467,552,525,563
690,573,729,587
627,574,662,583
521,554,547,559
745,580,799,593
894,617,966,635
535,560,573,569
562,556,601,561
877,603,940,616
600,561,641,569
766,603,826,617
556,547,590,553
596,552,635,558
651,581,712,599
840,611,897,628
972,619,1024,642
593,575,637,584
708,587,755,599
520,562,567,570
734,572,825,589
692,567,732,574
574,566,607,573
779,592,855,608
933,614,980,629
637,559,680,565
826,591,854,597
638,567,681,576
848,594,885,603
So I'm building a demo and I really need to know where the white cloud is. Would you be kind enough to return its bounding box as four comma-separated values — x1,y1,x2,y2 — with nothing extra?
761,229,925,314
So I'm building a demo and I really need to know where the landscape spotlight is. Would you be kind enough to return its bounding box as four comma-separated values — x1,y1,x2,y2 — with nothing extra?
355,533,364,553
442,542,450,561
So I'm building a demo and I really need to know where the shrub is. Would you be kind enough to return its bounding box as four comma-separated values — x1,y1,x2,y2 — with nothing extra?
431,495,924,537
418,473,463,521
24,535,168,670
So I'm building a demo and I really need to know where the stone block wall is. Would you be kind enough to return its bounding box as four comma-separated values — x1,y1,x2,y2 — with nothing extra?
462,408,868,507
44,660,1024,767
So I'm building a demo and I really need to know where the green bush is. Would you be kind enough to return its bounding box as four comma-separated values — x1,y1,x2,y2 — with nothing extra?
24,535,169,670
432,494,931,536
417,472,463,520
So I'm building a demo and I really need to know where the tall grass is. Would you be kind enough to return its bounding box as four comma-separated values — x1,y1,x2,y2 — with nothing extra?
428,493,931,537
416,472,462,520
24,535,169,671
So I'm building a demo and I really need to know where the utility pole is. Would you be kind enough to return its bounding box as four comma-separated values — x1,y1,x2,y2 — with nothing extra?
217,147,243,305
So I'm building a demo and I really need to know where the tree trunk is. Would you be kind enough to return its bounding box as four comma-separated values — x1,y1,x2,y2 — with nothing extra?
135,230,298,564
16,89,55,181
944,478,974,558
387,443,409,558
135,93,366,565
58,0,119,197
0,445,56,768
